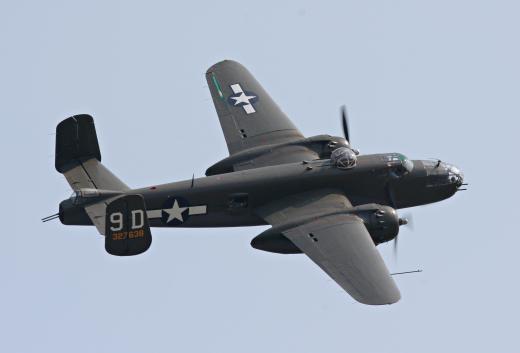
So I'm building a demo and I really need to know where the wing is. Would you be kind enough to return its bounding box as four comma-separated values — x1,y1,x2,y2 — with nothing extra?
206,60,305,155
283,214,401,305
257,190,401,305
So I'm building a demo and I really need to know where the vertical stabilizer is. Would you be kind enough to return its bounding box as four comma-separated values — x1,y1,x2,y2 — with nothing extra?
55,115,128,191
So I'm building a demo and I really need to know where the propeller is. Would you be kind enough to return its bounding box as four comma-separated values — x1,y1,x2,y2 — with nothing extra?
393,233,399,258
341,105,350,143
393,213,415,259
340,105,359,154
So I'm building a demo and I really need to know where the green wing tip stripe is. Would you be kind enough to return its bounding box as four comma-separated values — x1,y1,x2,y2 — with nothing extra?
211,73,224,99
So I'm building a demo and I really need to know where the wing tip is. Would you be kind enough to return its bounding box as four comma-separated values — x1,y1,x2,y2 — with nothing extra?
206,59,244,75
354,289,401,305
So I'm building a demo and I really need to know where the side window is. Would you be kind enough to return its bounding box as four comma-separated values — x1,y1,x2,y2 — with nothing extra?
228,193,249,209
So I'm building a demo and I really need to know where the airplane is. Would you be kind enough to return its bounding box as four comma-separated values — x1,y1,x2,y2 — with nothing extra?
43,60,465,305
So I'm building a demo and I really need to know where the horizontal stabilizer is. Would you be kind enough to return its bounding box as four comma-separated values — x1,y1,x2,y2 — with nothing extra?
105,195,152,256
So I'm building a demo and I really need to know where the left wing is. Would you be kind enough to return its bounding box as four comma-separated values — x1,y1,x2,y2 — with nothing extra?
206,60,305,155
256,190,400,305
205,60,321,175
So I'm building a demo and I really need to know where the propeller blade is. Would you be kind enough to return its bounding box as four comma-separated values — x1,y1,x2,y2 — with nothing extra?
393,235,398,258
393,212,415,260
394,212,415,260
340,105,350,143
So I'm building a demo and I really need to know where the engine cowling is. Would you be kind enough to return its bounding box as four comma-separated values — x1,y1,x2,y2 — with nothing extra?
349,204,400,245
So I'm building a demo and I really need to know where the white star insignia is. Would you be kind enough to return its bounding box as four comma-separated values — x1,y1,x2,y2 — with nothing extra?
163,199,188,223
231,92,256,106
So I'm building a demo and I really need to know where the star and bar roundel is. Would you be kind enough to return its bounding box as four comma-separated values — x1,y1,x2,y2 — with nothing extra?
147,196,207,226
227,83,258,115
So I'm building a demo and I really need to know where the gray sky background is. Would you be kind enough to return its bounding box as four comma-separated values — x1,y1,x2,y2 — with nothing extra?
1,1,519,352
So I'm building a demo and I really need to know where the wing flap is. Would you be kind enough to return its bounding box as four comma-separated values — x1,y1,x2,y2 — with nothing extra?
283,214,400,305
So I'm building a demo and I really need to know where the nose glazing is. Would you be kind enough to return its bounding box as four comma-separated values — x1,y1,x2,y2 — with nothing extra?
444,163,464,186
419,160,464,188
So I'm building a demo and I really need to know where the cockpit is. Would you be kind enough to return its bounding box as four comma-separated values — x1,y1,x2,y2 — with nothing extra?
385,153,414,176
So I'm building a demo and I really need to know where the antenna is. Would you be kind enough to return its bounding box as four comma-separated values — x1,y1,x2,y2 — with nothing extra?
390,269,422,276
191,173,195,188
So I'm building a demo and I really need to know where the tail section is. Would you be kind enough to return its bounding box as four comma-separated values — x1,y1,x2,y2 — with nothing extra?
55,114,129,237
55,114,128,191
53,115,153,255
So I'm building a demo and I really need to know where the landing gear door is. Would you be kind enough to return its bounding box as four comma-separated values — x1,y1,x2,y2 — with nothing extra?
105,194,152,256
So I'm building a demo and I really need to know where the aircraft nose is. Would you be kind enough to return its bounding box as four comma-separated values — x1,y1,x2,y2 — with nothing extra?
418,159,465,189
444,162,464,186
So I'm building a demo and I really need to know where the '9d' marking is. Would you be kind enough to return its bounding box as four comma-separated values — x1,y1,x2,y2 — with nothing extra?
109,210,145,231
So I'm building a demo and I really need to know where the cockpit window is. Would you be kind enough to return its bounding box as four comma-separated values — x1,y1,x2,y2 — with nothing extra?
386,153,414,174
398,154,414,173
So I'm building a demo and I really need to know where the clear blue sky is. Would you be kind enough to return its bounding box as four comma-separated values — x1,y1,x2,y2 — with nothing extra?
1,1,518,352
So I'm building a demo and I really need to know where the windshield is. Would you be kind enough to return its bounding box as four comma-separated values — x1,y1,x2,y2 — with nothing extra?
397,154,414,173
386,153,414,174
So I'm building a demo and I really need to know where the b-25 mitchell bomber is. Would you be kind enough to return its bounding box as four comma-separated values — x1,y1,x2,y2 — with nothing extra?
45,60,465,305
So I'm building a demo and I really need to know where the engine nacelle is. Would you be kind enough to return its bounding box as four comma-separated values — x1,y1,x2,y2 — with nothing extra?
251,204,401,254
349,204,400,245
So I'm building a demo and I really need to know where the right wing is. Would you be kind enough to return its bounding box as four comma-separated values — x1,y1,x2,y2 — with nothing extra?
257,190,400,305
206,60,306,155
283,214,400,305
